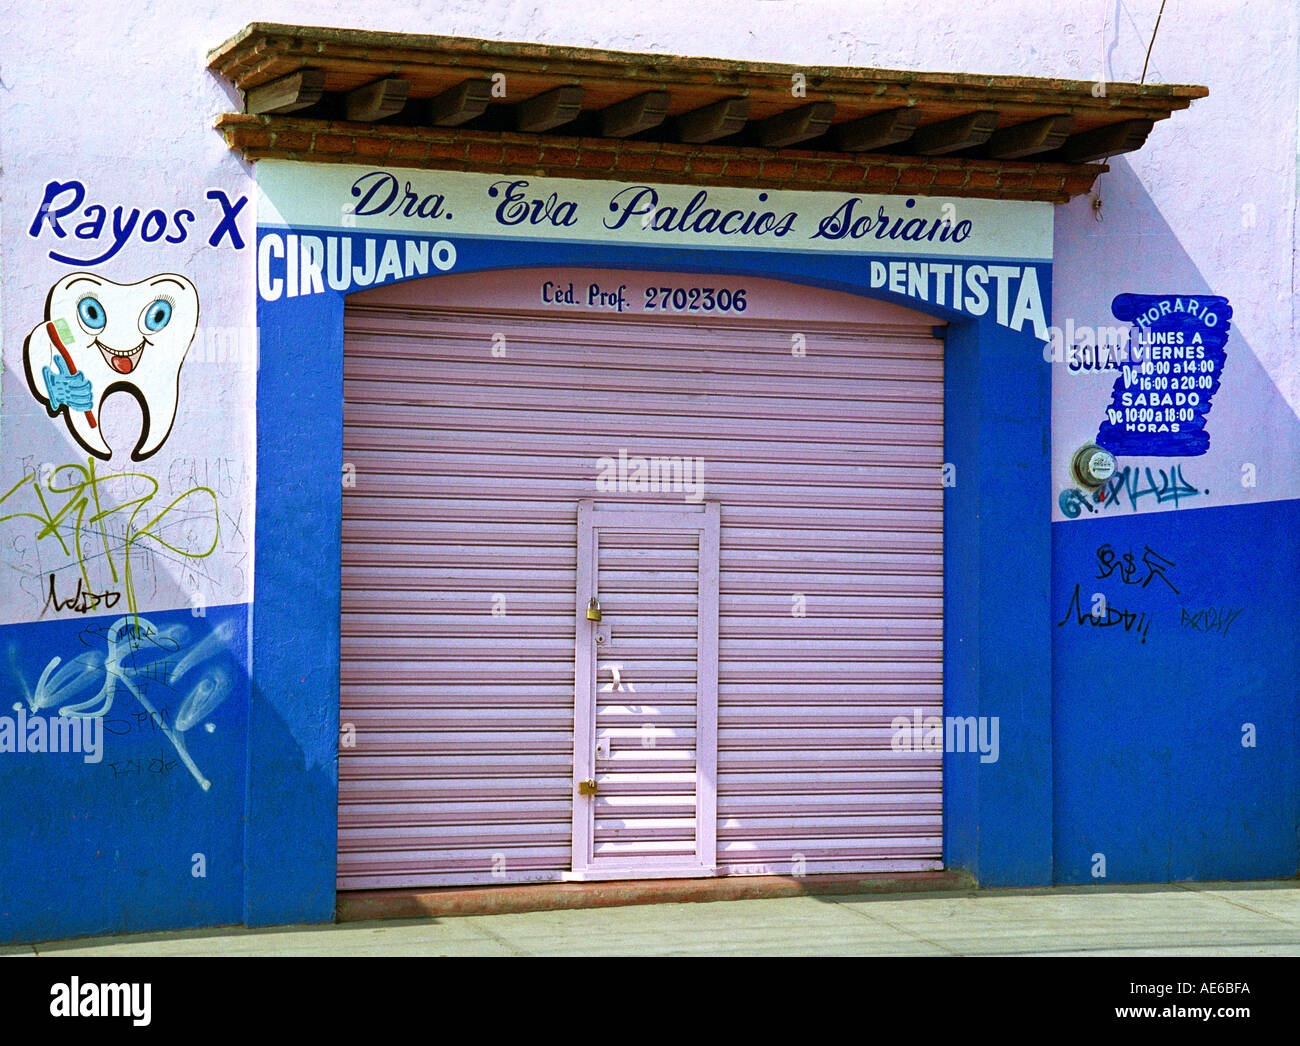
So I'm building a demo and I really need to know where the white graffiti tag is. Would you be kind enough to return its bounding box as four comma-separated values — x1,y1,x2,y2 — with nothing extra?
12,616,234,791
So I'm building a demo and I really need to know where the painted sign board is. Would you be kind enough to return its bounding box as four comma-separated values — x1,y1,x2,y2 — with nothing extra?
1096,293,1231,457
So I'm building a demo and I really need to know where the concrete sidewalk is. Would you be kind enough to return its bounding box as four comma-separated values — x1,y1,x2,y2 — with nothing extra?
4,880,1300,956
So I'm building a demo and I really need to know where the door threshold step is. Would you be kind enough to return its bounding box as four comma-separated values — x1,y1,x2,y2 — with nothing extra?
337,869,975,922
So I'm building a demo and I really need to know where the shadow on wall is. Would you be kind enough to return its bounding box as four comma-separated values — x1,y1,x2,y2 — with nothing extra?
1050,160,1300,885
1052,157,1300,493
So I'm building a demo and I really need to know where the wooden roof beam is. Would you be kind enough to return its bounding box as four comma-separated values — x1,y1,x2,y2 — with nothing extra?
344,78,410,122
428,79,492,126
516,85,584,133
245,69,326,115
674,97,750,143
833,107,921,152
984,114,1074,159
912,110,1000,155
598,90,671,138
1059,118,1155,163
754,101,836,148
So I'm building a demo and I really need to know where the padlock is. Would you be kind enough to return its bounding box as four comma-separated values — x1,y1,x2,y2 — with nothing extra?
586,597,602,621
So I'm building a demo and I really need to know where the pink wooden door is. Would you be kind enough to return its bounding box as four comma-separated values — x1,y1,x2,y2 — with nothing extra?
571,501,720,879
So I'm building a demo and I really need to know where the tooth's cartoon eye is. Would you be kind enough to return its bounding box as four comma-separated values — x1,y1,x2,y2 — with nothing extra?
77,296,107,331
141,299,172,332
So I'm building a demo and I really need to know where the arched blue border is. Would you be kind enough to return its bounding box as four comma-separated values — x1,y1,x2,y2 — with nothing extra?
248,233,1053,925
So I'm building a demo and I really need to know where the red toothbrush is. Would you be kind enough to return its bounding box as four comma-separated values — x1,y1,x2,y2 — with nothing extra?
45,320,97,429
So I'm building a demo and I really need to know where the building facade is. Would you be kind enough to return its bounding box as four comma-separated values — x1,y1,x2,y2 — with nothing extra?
1,1,1297,944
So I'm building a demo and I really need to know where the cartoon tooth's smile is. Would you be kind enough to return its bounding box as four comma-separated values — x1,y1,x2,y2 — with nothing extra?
95,338,148,374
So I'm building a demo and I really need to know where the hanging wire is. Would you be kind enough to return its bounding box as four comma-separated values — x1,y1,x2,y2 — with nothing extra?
1141,0,1168,84
1095,0,1168,221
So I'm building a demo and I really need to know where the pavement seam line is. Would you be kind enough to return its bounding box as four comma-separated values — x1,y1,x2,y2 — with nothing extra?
1173,882,1300,926
821,895,964,955
460,917,534,956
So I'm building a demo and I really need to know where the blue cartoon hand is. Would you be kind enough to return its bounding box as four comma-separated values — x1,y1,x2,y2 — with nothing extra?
43,354,93,412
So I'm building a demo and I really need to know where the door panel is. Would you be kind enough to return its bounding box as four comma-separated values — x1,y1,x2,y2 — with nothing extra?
571,501,719,878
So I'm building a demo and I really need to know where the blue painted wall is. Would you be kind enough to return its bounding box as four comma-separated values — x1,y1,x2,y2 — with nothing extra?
246,292,344,928
1052,499,1300,883
942,314,1054,887
0,603,249,943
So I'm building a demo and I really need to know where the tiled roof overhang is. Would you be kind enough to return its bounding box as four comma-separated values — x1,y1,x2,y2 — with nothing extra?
208,23,1207,204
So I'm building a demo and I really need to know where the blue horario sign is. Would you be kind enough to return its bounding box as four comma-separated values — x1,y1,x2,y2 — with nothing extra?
1097,293,1231,456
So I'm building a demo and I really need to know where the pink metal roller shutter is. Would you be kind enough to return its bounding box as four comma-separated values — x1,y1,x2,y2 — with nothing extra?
338,269,943,889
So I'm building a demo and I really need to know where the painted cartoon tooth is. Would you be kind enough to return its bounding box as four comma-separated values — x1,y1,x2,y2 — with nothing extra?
23,272,200,461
